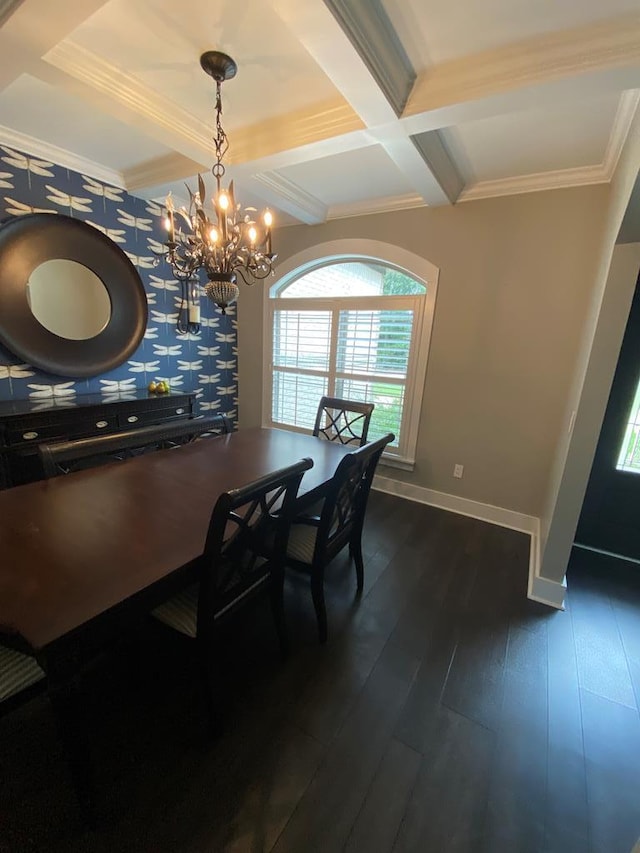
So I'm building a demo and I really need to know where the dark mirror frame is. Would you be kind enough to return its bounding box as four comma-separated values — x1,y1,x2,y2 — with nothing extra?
0,213,147,378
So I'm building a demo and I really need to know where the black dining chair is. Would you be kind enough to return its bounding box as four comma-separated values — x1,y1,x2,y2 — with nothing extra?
151,457,313,727
39,414,231,478
285,433,394,643
313,396,374,447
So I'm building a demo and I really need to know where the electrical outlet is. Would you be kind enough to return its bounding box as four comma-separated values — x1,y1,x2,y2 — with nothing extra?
453,463,464,479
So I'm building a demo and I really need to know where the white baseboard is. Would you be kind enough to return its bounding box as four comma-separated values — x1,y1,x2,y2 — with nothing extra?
372,475,565,610
526,518,566,610
372,475,538,533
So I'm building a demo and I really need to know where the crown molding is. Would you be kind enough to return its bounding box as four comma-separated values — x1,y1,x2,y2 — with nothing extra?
327,192,425,220
227,98,364,167
123,153,206,192
406,14,640,117
0,125,124,188
253,172,327,224
45,40,212,156
459,163,609,202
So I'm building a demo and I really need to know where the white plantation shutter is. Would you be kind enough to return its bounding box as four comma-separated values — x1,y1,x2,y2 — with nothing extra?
266,258,435,467
337,309,412,375
334,308,415,446
272,310,331,429
273,310,332,371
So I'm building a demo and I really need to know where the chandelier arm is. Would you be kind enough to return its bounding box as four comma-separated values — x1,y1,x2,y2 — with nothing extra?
233,266,253,286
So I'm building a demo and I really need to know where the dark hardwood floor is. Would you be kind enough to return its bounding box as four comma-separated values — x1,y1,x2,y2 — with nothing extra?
2,493,640,853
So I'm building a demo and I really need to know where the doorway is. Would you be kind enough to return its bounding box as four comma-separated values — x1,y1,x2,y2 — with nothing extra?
575,270,640,561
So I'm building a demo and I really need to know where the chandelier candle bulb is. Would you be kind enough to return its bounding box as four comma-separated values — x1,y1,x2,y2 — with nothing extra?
263,209,273,255
165,210,174,243
218,195,228,241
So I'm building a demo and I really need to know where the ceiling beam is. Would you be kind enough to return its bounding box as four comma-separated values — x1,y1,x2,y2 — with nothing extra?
270,0,398,126
235,13,640,173
410,131,464,204
263,5,637,208
322,0,415,116
270,0,455,206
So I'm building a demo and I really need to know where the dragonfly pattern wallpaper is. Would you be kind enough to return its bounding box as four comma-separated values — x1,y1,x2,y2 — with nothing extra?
0,144,238,422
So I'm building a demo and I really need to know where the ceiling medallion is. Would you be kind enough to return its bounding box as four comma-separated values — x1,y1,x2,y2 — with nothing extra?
161,51,276,314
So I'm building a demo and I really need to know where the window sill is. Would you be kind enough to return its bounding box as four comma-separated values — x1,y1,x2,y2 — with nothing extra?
379,454,415,473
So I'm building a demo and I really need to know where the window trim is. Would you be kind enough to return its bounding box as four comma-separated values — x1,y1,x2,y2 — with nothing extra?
262,239,439,469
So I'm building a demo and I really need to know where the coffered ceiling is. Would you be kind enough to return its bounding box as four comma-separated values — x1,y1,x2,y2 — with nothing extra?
0,0,639,226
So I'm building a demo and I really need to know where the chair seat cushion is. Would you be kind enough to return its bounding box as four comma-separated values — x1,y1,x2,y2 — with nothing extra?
287,523,318,564
152,564,272,638
0,645,45,703
152,584,199,638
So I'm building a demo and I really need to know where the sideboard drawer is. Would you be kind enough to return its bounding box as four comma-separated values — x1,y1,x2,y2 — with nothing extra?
116,402,192,429
5,416,119,447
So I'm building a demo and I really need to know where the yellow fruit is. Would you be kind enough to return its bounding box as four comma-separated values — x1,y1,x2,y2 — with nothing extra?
148,381,157,393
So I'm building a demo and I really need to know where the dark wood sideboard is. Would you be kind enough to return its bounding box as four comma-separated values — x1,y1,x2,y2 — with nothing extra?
0,389,195,488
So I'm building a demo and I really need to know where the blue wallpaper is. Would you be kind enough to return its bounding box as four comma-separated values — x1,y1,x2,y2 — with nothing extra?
0,144,237,421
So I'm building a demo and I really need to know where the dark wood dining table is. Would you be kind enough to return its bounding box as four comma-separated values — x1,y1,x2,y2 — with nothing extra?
0,427,353,654
0,426,353,816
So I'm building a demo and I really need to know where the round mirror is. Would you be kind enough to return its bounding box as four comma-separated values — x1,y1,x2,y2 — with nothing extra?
0,214,147,377
27,259,112,340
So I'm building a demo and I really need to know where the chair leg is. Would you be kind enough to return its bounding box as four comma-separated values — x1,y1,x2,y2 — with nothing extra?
269,571,289,659
310,569,328,644
350,534,365,593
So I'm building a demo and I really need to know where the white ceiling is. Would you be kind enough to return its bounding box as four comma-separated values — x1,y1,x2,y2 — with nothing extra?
0,0,639,227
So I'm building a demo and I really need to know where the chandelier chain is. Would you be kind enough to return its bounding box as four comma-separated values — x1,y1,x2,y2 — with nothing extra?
212,80,228,185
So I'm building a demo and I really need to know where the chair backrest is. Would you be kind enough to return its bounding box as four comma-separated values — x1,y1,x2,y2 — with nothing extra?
197,457,314,626
315,432,394,560
313,396,374,447
39,414,231,478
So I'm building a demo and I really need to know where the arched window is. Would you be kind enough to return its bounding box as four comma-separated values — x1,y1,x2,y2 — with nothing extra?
264,240,438,468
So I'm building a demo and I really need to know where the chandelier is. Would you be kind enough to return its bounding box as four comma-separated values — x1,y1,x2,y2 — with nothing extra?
162,51,276,313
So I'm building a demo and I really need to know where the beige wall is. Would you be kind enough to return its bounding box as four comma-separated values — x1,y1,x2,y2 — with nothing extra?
540,113,640,585
238,185,608,517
